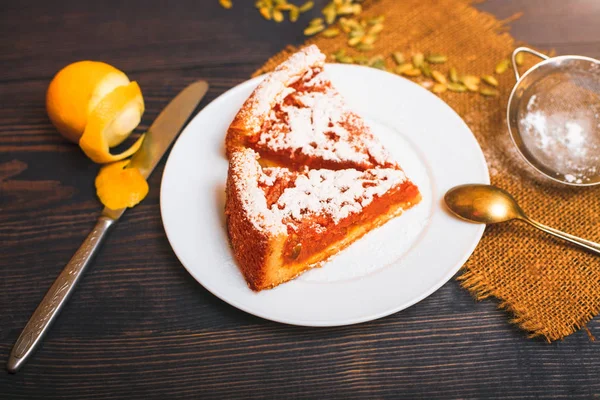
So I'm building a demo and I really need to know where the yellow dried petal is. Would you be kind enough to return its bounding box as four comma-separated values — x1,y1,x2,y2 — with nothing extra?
403,68,422,77
219,0,232,9
395,63,414,74
515,52,525,66
495,59,510,74
432,83,447,94
481,75,499,87
309,17,324,26
322,27,341,38
272,9,284,22
412,53,424,68
259,7,271,20
369,23,384,35
304,24,325,36
392,52,405,65
432,70,447,84
298,1,313,12
449,67,459,83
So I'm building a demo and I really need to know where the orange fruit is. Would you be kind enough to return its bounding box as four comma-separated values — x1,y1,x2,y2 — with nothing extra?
79,81,145,163
95,159,149,210
46,61,130,143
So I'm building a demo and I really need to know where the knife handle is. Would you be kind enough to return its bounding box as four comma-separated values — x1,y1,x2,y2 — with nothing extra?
7,216,115,373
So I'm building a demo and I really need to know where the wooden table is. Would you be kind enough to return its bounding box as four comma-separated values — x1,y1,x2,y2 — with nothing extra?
1,1,599,398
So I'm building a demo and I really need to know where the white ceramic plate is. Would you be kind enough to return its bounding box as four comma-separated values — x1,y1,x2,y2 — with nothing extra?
160,64,489,327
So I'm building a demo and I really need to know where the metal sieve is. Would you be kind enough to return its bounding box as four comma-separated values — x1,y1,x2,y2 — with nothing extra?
507,47,600,186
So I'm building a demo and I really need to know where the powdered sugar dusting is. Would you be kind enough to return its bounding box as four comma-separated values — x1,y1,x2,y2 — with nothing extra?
228,149,286,235
229,148,407,233
271,168,406,224
243,45,326,133
257,66,395,168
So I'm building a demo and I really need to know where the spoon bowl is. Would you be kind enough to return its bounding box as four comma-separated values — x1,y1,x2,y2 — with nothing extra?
444,184,600,256
444,184,525,224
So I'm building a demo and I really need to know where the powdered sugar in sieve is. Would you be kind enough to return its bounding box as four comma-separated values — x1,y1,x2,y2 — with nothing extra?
517,69,600,184
507,48,600,186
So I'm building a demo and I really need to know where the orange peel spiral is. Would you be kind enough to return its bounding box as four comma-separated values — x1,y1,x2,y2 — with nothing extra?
79,82,145,164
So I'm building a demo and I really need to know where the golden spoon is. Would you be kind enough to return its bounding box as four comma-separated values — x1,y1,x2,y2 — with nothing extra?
444,184,600,255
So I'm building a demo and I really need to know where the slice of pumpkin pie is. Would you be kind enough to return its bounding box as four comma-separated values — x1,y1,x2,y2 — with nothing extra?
225,148,420,291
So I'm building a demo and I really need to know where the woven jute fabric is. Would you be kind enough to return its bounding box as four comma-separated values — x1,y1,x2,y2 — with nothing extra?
254,0,600,341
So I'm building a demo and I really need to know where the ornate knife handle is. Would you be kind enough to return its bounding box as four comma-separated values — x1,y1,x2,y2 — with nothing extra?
7,216,115,373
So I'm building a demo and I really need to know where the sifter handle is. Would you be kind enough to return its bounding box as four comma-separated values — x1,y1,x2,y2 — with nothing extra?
512,47,549,81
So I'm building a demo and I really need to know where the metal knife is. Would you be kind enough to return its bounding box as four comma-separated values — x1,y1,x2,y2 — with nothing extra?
7,80,209,373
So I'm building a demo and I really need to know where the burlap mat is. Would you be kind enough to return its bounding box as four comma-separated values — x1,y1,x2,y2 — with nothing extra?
254,0,600,341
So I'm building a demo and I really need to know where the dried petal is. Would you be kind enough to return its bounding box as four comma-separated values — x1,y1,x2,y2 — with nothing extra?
392,52,405,65
403,68,422,77
515,52,524,66
481,75,499,87
322,27,341,38
298,1,314,12
219,0,233,9
449,67,459,83
412,53,425,68
480,87,499,97
447,82,467,92
495,59,510,74
304,24,325,36
272,9,284,22
426,54,448,64
432,83,447,94
432,70,447,84
395,63,414,74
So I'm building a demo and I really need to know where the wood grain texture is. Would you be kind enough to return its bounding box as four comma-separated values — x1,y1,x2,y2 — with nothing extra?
1,0,599,399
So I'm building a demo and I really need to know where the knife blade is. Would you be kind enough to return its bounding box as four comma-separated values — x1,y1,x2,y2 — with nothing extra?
102,80,209,221
7,80,209,373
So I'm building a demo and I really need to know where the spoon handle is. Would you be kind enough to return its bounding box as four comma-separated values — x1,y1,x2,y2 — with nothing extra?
524,217,600,256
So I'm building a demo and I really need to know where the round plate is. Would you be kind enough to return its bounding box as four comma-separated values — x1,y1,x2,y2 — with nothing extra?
160,64,489,327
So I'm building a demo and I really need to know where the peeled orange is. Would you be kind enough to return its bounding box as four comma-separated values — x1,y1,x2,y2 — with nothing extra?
46,61,130,143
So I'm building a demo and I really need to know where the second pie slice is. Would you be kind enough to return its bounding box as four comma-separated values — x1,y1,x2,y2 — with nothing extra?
225,148,421,291
226,45,398,171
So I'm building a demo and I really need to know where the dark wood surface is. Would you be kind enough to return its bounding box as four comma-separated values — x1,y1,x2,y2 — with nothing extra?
1,1,599,398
